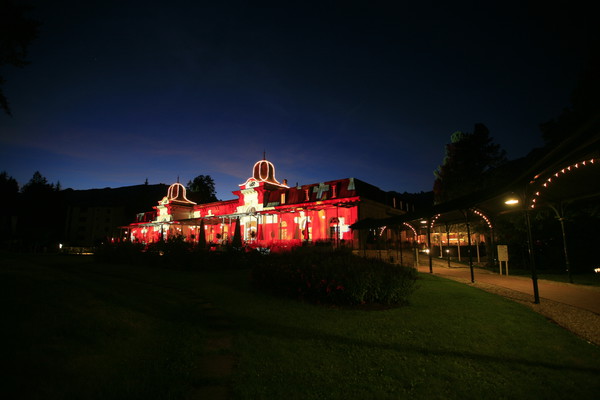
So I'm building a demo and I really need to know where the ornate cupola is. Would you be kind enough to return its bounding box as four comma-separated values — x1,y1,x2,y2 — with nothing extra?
236,156,289,215
253,159,280,185
166,182,196,205
241,155,289,189
154,181,196,223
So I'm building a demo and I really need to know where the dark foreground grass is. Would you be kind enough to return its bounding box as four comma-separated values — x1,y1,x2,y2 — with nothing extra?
1,254,599,399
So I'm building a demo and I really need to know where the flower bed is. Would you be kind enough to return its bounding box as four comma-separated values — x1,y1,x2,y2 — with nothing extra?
251,248,418,306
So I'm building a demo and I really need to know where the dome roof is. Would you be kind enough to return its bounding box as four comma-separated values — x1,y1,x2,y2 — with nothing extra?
166,182,195,204
252,158,287,186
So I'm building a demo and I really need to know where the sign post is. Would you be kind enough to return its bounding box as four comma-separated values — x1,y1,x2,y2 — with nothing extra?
497,244,509,275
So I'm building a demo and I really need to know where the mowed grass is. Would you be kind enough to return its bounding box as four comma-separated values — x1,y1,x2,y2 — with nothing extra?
1,254,599,400
1,254,209,399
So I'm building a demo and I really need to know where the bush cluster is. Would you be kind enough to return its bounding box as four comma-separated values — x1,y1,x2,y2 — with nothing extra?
94,238,260,270
96,242,418,306
94,241,146,264
251,248,418,306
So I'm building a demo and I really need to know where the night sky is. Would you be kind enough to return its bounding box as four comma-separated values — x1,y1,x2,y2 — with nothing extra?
0,1,591,200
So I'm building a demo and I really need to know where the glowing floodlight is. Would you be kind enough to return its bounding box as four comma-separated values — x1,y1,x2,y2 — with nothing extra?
504,198,519,205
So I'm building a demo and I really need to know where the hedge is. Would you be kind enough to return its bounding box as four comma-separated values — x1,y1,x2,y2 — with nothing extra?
251,248,418,306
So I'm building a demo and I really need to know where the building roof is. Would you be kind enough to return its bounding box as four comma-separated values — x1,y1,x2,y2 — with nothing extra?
261,177,408,209
62,184,169,208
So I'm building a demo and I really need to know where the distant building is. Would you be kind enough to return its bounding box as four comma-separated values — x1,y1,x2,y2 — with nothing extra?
124,157,418,250
63,184,169,246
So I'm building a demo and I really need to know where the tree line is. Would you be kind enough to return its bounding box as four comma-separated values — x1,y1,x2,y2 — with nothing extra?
0,172,218,252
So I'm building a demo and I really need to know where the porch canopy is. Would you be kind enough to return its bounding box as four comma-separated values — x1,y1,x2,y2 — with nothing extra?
350,125,600,303
352,125,600,231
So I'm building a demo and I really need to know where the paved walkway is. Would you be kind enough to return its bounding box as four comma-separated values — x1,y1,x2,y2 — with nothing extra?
417,259,600,315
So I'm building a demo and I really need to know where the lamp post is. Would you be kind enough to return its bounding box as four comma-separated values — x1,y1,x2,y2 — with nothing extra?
463,209,475,284
549,202,573,284
445,223,451,268
505,194,540,304
422,219,433,273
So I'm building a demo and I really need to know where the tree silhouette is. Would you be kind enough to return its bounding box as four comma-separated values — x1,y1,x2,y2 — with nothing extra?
18,171,63,250
0,171,19,196
539,51,600,146
0,171,19,241
232,217,242,248
186,175,218,203
0,0,40,116
433,124,506,203
21,171,55,195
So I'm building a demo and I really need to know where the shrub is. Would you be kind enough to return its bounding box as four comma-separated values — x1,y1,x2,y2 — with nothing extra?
94,241,146,264
251,248,418,307
94,239,262,270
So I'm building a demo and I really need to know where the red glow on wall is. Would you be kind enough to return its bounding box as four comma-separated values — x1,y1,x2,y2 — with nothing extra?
122,159,405,251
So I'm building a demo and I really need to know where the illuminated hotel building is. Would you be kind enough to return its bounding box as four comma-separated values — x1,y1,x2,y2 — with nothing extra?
125,157,409,250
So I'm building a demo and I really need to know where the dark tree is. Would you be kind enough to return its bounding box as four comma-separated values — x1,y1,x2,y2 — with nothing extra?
433,124,506,203
232,217,242,248
0,171,19,242
186,175,218,203
198,218,206,249
17,171,64,251
21,170,55,195
0,0,40,116
0,171,19,197
540,51,600,146
535,2,600,147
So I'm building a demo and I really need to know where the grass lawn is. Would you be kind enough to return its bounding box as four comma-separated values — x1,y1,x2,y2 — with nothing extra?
1,253,599,399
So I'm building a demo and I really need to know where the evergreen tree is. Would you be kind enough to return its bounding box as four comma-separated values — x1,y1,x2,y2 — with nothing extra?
539,52,600,147
18,171,64,250
433,124,506,203
0,171,19,197
186,175,218,203
0,171,19,242
21,171,54,195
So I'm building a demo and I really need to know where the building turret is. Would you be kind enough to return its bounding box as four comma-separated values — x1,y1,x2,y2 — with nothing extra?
166,182,196,205
240,157,289,189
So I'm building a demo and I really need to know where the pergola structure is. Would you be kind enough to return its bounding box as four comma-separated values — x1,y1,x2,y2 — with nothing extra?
351,127,600,303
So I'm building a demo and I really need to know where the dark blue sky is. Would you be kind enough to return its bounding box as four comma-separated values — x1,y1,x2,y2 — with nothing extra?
0,1,589,200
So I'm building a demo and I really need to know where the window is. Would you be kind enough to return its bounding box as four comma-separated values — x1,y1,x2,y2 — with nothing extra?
330,217,340,240
281,221,288,240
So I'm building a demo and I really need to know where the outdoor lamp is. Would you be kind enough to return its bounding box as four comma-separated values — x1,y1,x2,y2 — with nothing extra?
503,192,540,303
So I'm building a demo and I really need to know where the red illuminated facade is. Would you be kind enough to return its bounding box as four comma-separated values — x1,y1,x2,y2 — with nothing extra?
125,158,408,250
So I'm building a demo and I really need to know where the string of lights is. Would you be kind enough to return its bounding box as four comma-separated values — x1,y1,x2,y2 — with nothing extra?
530,158,597,209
